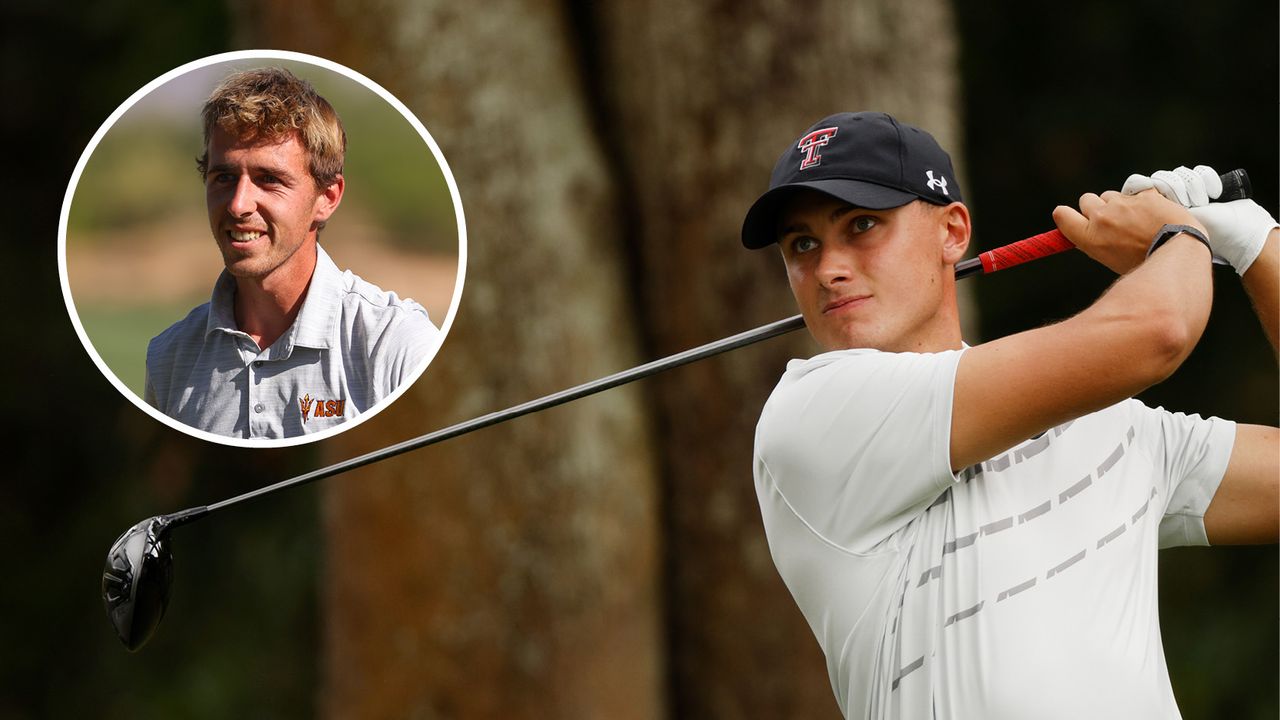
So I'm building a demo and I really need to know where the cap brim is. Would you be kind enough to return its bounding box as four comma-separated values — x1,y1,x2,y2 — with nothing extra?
740,178,918,249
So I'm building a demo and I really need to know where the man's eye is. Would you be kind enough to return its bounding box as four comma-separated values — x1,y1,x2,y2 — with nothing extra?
852,216,877,233
260,175,281,185
793,237,818,253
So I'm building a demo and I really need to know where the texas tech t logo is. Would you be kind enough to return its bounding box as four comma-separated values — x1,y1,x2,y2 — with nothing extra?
797,127,838,170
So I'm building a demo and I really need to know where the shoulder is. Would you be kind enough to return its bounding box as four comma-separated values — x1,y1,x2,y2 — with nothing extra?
334,268,440,351
757,347,964,466
761,348,963,424
1119,397,1236,453
755,348,968,546
147,302,213,366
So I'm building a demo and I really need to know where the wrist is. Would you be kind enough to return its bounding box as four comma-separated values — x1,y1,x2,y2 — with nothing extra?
1148,223,1212,258
1188,200,1279,275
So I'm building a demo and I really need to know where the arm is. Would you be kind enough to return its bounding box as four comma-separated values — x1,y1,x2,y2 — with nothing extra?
1204,424,1279,544
1121,170,1279,542
949,190,1212,471
1240,229,1278,354
1202,221,1278,544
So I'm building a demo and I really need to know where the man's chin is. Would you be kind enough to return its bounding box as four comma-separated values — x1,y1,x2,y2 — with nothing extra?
809,319,877,352
221,255,271,280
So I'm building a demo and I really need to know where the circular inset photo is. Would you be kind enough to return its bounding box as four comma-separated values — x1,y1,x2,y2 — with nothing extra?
59,50,466,447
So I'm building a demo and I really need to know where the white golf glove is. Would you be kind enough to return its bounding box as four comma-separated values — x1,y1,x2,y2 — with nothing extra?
1123,165,1277,275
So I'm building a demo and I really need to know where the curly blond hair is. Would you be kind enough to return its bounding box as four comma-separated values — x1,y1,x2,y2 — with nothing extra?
196,67,346,189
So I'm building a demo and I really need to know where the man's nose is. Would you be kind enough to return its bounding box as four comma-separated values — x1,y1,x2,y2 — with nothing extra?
227,175,256,217
815,242,853,286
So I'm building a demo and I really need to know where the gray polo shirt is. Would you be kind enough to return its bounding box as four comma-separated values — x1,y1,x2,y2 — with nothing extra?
144,246,440,440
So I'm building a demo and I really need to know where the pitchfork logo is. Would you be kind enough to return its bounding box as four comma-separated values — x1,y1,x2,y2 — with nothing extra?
299,393,346,423
797,127,839,170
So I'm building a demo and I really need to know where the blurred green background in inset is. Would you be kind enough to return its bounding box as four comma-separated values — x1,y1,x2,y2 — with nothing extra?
65,57,460,396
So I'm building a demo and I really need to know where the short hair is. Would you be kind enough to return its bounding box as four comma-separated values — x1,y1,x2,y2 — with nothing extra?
196,67,346,190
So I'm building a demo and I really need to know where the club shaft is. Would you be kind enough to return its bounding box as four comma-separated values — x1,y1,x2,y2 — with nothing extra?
184,210,1175,522
200,313,808,517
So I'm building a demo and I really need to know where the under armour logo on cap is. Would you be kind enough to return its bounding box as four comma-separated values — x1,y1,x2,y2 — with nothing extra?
926,170,949,196
797,127,838,170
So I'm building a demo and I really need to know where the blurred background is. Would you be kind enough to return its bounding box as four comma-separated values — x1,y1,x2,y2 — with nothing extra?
5,1,1276,718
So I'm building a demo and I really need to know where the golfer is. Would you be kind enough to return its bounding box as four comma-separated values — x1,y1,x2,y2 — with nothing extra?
145,67,440,440
742,112,1277,718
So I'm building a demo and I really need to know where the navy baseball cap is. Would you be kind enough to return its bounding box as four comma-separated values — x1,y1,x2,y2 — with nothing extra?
741,112,962,249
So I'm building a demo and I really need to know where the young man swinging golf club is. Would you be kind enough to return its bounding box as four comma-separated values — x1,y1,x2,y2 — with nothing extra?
742,112,1278,719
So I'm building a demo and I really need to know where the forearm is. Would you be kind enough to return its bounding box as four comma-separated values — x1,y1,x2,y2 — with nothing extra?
1240,229,1279,355
1080,232,1214,375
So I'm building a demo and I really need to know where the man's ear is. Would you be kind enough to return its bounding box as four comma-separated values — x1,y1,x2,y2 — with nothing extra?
314,174,345,223
940,201,971,265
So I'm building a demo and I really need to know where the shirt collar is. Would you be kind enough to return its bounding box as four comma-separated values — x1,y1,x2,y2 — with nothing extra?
289,245,342,351
205,270,239,337
202,245,342,354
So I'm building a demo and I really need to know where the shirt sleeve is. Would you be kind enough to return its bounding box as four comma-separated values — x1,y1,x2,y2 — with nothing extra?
369,305,441,400
1129,402,1237,548
755,349,964,551
143,335,163,410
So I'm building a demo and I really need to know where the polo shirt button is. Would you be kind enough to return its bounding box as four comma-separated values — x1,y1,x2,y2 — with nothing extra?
254,403,264,413
254,361,263,368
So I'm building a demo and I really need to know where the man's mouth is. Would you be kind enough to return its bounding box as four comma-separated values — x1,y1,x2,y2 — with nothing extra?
823,295,871,314
226,229,267,246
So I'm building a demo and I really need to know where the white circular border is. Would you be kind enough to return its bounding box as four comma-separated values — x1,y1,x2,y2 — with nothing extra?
58,49,468,449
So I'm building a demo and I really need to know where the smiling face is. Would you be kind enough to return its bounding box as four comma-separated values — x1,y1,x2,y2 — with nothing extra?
777,190,971,352
204,127,343,284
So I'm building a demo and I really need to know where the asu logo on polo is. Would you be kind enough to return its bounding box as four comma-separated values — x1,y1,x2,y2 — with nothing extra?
299,393,346,423
797,127,838,170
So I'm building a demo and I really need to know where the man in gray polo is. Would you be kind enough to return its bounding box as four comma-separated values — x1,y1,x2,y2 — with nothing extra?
144,67,440,440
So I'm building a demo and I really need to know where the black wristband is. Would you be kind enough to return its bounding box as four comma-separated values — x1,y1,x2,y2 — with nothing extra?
1147,223,1211,257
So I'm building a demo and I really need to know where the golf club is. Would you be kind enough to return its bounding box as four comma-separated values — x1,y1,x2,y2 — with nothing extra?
104,169,1252,651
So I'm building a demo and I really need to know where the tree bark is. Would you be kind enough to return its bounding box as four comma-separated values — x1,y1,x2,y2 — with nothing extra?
234,2,667,718
235,0,966,716
588,2,965,717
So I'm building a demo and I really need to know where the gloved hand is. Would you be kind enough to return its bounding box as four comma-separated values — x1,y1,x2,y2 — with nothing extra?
1123,165,1277,275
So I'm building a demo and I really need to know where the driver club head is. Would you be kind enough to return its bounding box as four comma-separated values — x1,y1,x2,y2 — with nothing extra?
102,515,176,652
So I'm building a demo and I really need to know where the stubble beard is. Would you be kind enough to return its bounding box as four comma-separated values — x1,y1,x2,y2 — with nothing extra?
215,220,317,281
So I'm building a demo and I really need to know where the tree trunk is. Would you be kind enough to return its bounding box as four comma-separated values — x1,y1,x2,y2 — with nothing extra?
234,2,667,718
236,0,966,716
588,2,965,717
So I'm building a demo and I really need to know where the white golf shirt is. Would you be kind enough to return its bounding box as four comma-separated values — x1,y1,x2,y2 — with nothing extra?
753,348,1234,719
145,246,440,440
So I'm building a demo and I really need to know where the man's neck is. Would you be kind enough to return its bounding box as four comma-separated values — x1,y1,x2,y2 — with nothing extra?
894,285,966,353
890,325,965,353
233,244,319,350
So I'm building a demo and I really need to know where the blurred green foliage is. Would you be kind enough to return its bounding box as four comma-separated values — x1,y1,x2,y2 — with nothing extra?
69,124,200,238
79,303,203,395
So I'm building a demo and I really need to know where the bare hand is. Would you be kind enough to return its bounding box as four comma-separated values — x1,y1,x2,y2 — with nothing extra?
1052,189,1206,274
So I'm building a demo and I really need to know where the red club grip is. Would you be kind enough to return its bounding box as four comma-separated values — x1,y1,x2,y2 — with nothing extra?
952,168,1249,281
978,229,1075,273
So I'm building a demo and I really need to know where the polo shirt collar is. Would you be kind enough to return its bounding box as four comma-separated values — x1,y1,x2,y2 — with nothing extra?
202,245,342,355
205,270,239,338
289,245,342,350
